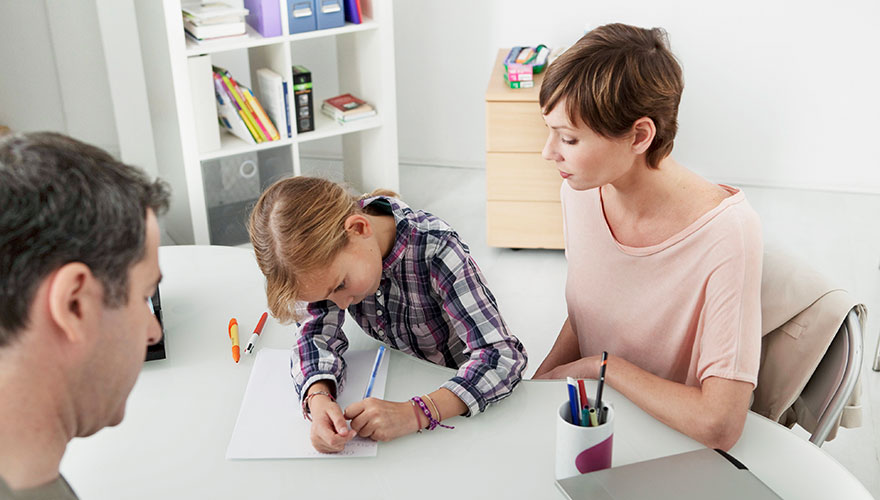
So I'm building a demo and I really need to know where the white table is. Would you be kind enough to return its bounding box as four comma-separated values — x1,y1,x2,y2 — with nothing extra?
61,246,873,499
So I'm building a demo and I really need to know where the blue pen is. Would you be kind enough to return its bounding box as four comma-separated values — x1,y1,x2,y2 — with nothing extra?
363,345,386,399
566,377,581,426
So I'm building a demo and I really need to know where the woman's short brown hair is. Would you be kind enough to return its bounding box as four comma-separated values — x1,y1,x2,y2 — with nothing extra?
539,23,683,168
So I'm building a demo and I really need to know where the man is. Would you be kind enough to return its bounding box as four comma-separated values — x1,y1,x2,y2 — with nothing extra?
0,132,170,499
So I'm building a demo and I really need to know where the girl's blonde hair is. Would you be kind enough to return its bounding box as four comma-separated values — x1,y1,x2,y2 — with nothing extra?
248,176,397,323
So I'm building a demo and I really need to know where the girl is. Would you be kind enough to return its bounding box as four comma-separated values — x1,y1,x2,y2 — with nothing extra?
533,23,763,451
248,177,527,453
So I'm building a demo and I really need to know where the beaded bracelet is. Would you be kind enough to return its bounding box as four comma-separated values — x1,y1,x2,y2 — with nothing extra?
411,396,454,430
302,391,334,421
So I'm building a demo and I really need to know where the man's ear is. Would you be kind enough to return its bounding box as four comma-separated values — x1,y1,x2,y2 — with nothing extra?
46,262,100,344
343,214,373,238
631,117,656,155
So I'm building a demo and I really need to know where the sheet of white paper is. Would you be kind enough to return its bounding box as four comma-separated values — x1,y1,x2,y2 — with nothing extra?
226,347,389,459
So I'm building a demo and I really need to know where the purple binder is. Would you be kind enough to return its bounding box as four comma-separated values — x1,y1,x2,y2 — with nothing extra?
244,0,282,37
343,0,361,24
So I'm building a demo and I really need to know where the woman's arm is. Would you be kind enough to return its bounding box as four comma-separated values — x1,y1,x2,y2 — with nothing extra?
533,317,581,378
536,355,753,450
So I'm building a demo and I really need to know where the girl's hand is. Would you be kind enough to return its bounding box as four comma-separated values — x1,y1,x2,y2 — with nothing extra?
308,394,356,453
344,398,421,442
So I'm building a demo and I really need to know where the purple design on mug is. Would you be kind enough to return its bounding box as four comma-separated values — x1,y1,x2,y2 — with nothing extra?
575,435,613,473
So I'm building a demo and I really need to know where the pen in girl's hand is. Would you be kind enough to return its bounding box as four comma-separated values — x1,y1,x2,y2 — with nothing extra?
363,345,386,399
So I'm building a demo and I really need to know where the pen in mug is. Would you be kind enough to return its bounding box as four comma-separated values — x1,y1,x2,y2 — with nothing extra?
595,351,608,424
244,312,269,354
566,377,581,426
363,345,386,399
577,379,589,427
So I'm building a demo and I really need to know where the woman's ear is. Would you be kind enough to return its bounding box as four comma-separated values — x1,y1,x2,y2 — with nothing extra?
631,117,656,155
343,214,373,238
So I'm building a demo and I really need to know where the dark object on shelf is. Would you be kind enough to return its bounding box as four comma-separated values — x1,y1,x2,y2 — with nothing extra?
292,65,314,133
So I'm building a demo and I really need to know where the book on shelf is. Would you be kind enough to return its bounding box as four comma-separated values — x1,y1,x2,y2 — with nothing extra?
292,65,314,133
256,68,291,139
241,85,280,141
321,93,376,123
343,0,362,24
184,19,246,40
182,2,248,42
213,67,265,142
212,66,279,143
182,2,248,22
213,76,256,144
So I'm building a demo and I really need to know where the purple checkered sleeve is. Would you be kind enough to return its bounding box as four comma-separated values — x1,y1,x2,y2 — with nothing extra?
291,197,528,414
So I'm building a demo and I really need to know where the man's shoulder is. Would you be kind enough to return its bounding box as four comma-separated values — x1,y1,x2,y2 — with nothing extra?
0,474,79,500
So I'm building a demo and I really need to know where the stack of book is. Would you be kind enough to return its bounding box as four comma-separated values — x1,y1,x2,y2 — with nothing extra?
213,66,280,144
321,94,376,124
182,2,249,43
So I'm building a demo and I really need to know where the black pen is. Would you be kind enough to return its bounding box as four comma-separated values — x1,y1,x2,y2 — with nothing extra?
595,351,608,424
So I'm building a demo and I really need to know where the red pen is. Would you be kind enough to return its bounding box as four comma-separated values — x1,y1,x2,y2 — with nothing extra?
244,312,268,354
577,379,590,410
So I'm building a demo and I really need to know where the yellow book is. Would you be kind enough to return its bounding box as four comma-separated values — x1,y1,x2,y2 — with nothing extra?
237,108,263,144
220,73,267,142
241,86,280,141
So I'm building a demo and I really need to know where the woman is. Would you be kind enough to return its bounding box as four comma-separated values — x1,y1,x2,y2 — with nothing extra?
533,23,763,451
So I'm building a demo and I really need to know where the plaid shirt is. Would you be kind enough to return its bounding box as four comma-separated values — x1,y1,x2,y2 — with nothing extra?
292,196,527,416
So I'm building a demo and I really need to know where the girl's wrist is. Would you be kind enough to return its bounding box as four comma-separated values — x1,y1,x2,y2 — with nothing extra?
409,400,427,433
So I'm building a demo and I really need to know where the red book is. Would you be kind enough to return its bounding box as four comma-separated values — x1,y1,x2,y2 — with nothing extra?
323,93,368,112
321,93,376,122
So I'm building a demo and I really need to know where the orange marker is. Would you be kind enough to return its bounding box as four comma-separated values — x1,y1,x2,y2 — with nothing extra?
228,318,240,363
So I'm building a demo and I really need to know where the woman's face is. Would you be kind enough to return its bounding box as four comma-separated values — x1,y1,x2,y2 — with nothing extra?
541,101,636,191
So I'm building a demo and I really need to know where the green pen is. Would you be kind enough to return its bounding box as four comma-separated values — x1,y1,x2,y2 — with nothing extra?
589,407,599,427
581,407,590,427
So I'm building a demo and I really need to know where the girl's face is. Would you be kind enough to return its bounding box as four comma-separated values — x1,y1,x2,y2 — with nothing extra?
541,100,636,191
298,223,384,310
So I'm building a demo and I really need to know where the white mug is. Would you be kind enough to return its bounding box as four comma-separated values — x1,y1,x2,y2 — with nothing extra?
555,399,614,479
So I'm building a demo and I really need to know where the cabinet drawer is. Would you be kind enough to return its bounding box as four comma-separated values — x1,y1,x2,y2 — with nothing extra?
487,200,564,249
487,153,562,202
486,101,547,152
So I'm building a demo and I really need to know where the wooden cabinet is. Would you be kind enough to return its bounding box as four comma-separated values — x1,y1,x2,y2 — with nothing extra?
485,49,564,249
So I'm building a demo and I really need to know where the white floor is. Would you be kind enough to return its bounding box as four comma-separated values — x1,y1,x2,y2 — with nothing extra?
397,164,880,498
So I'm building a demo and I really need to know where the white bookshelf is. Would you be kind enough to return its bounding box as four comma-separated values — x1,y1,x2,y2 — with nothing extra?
130,0,399,245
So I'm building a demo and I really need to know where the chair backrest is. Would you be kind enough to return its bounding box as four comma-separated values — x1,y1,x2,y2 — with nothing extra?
752,248,863,446
800,309,862,444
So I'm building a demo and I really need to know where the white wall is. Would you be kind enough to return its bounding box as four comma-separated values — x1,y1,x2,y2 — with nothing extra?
0,1,67,135
0,0,119,157
393,0,880,193
5,1,879,193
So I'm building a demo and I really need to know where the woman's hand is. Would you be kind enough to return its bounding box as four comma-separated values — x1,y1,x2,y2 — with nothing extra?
307,394,356,453
344,398,421,442
533,355,601,380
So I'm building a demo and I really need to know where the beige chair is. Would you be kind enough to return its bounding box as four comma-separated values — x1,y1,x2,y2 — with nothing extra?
751,249,865,446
